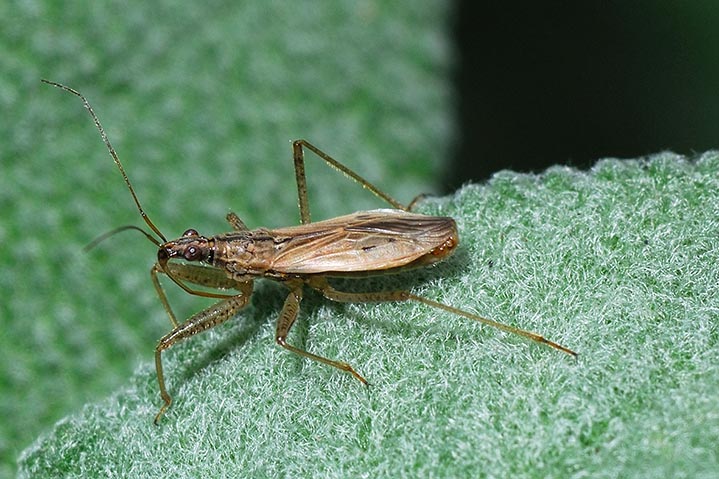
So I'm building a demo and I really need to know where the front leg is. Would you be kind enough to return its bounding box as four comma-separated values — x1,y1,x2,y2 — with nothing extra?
154,281,253,424
151,262,246,327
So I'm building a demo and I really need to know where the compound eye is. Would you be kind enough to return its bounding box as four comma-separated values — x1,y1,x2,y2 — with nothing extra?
184,245,201,261
182,228,199,237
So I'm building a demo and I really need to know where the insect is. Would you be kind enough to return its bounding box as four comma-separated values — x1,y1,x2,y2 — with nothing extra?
42,80,577,424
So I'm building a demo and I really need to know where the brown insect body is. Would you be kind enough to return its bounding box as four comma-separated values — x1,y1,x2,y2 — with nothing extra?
43,80,576,426
171,209,458,280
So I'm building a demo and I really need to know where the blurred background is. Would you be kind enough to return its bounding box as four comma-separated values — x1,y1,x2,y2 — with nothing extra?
2,1,719,476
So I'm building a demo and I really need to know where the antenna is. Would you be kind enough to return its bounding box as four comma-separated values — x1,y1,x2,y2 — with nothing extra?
41,79,167,243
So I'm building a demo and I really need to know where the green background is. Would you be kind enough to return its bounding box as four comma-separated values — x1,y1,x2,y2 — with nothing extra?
3,1,718,478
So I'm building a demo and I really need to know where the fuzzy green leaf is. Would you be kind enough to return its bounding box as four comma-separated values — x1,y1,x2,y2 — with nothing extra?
18,153,719,478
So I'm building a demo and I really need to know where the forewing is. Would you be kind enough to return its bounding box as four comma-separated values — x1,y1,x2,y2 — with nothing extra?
269,209,457,273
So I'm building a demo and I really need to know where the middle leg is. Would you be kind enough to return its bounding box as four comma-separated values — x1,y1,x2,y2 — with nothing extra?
275,280,369,384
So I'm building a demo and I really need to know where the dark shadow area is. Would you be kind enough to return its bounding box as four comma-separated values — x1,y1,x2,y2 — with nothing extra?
448,2,719,189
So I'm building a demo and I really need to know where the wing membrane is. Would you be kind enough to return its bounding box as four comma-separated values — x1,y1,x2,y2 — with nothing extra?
268,209,457,273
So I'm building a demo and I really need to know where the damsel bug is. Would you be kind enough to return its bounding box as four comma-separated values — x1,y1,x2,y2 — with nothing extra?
43,80,577,424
